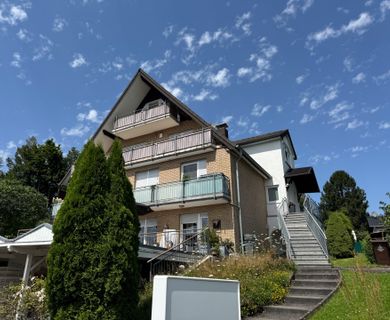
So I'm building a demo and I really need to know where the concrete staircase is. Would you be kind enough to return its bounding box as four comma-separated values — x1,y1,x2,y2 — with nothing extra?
286,212,329,267
247,212,340,320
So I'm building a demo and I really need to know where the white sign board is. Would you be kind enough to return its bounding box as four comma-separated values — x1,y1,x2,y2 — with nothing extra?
151,275,241,320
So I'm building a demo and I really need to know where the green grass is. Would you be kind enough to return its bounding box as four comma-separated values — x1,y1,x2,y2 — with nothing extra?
331,253,378,268
310,270,390,320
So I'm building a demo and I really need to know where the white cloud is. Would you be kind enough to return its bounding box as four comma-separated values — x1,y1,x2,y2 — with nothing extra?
373,69,390,84
191,89,218,101
53,17,67,32
238,40,278,82
161,82,184,99
162,25,174,38
32,35,54,61
300,113,314,124
10,52,21,68
6,141,16,149
235,12,251,35
69,53,87,68
343,57,354,72
140,50,171,73
0,5,28,25
198,29,233,47
307,12,373,47
274,0,314,26
363,106,380,114
352,72,366,84
251,104,271,117
379,122,390,129
0,149,10,165
309,84,339,110
77,109,101,123
328,102,353,124
206,68,230,87
346,119,364,130
61,124,90,137
381,0,390,19
309,153,334,164
276,105,283,112
296,74,307,84
221,115,233,124
16,28,32,41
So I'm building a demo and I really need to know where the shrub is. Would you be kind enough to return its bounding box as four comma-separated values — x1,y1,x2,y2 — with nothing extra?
0,179,48,238
187,253,294,317
0,277,49,319
326,211,354,258
361,233,376,264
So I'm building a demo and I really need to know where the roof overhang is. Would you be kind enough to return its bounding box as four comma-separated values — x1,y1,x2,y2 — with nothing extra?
285,167,320,193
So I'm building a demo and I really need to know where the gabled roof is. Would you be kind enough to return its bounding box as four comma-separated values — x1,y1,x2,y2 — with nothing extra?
1,223,53,245
285,166,320,193
234,129,298,160
367,216,385,228
91,69,271,180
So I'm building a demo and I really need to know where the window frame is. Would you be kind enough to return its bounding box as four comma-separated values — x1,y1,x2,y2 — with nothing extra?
267,185,279,203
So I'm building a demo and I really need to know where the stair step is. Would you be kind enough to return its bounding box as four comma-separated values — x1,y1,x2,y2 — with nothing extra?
292,279,338,288
262,305,309,320
284,294,324,306
296,268,336,274
289,286,333,296
295,273,338,280
294,262,331,267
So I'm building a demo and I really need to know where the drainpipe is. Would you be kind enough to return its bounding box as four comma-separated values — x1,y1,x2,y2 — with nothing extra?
235,147,244,253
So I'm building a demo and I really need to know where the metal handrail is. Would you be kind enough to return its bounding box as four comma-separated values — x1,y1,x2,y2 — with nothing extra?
276,197,293,259
133,173,230,206
147,228,209,279
303,195,329,258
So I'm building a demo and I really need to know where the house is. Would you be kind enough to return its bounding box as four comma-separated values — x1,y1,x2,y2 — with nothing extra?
235,130,320,233
91,69,271,251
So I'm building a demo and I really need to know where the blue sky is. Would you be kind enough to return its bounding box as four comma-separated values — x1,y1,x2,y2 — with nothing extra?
0,0,389,212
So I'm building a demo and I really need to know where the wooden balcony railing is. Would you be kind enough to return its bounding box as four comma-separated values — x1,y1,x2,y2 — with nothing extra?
122,128,213,165
113,100,171,131
134,173,230,206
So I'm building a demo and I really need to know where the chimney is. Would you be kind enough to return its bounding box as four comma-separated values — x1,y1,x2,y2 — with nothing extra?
215,123,229,139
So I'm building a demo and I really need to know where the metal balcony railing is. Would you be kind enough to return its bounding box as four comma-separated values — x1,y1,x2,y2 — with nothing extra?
113,99,171,131
134,173,230,206
122,128,213,165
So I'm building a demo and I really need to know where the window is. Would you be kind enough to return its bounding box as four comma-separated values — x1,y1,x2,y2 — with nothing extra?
267,186,279,202
139,219,157,246
135,169,159,188
284,143,291,163
181,160,206,180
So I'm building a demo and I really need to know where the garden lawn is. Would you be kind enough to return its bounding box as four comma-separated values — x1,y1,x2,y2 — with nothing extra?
310,270,390,320
331,253,378,268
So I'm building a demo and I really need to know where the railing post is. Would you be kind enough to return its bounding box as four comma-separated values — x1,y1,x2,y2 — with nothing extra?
213,174,216,199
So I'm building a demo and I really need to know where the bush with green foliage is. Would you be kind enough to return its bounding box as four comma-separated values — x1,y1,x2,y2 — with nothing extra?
380,192,390,245
326,211,354,258
320,170,368,231
0,179,48,238
187,253,294,317
361,233,376,264
46,140,139,319
0,277,49,319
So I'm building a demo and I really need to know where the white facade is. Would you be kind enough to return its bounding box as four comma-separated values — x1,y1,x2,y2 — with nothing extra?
241,136,299,233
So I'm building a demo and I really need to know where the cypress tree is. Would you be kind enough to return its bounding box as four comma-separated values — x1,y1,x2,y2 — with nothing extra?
105,139,140,315
47,140,140,319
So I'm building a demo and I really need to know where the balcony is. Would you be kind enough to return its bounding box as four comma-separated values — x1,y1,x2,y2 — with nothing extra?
112,99,179,140
134,173,230,210
122,128,215,168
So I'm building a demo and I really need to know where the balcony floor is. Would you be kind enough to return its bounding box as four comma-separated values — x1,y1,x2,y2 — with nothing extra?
147,196,230,211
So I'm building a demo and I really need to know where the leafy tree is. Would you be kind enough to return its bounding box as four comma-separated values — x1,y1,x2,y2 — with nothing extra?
6,137,67,203
326,211,354,258
47,140,139,319
380,192,390,244
320,170,368,231
64,147,80,170
0,179,48,238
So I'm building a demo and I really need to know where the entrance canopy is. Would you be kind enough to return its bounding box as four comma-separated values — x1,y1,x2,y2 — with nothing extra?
285,167,320,193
